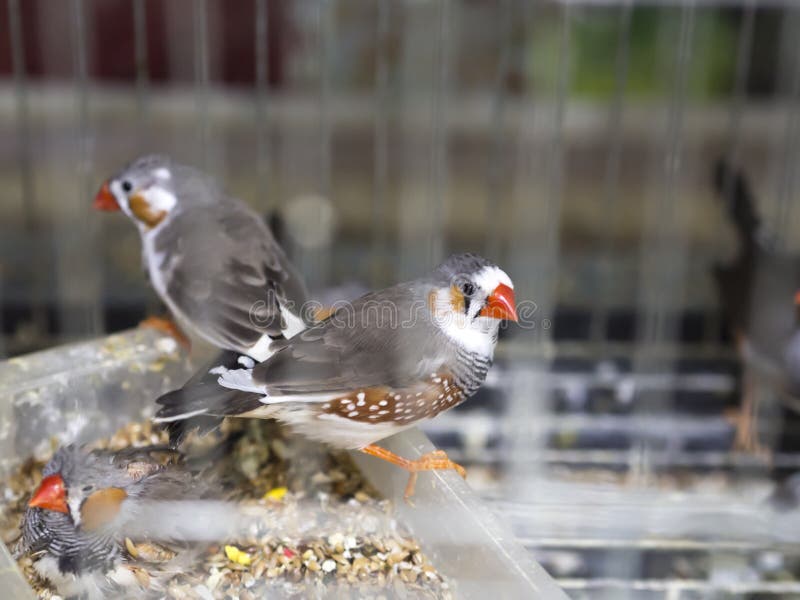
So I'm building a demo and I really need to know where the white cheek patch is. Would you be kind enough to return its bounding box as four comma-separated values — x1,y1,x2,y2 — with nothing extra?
68,494,83,527
144,186,177,212
109,180,131,215
473,266,513,294
153,167,171,181
431,288,497,356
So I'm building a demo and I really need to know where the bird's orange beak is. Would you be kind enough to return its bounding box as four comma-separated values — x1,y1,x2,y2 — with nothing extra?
29,473,69,514
795,290,800,306
480,283,518,322
93,182,120,211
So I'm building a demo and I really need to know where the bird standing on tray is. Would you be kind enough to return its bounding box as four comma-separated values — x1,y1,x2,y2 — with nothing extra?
713,160,800,454
94,155,310,360
155,253,518,499
20,445,205,599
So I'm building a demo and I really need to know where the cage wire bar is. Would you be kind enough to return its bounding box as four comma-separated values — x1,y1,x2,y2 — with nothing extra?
427,0,450,269
705,0,755,347
371,0,391,288
6,0,34,358
317,0,333,287
46,0,105,344
627,2,695,488
774,7,800,251
254,0,271,214
132,0,149,153
506,1,573,489
483,0,512,264
398,0,446,280
193,0,211,171
590,2,631,350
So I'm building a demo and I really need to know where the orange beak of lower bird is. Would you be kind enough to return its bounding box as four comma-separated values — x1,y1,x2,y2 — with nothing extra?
29,473,69,514
480,283,518,322
93,182,120,211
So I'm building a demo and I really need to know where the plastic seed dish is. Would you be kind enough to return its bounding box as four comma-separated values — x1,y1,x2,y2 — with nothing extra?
0,330,565,598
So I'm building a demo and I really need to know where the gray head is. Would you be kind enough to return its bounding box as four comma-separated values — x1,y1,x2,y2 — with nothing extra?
22,446,134,579
425,253,517,355
27,446,146,534
94,154,220,230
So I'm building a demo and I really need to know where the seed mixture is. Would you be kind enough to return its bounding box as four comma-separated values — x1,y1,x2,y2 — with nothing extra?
0,420,452,599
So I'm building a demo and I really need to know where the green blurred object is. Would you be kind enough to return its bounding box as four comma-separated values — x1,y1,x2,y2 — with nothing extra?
528,6,737,100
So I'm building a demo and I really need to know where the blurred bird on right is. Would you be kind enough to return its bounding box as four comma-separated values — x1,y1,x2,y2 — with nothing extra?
712,160,800,455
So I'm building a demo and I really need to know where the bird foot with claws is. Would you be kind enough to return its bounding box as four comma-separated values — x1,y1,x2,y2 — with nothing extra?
139,316,191,350
725,407,772,462
361,445,466,501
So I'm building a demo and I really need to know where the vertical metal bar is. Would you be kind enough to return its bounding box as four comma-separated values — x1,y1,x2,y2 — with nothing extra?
428,0,449,267
507,3,572,491
633,3,695,482
641,4,694,350
774,8,800,248
590,2,632,350
724,1,755,169
620,1,695,557
318,0,331,205
371,0,390,287
8,0,46,354
3,0,33,356
194,0,210,169
56,0,102,340
255,0,271,211
8,0,35,232
315,0,333,287
484,0,513,263
76,0,101,336
133,0,149,152
540,2,571,346
707,1,755,346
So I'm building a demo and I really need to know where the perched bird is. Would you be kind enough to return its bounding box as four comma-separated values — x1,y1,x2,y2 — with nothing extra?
713,160,800,453
21,445,203,599
156,253,517,498
94,155,309,360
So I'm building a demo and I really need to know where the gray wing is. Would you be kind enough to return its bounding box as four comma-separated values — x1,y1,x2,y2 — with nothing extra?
154,199,309,352
97,446,211,500
251,283,449,395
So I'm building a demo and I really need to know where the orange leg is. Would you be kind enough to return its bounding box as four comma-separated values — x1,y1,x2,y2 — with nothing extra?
732,375,769,459
139,316,191,350
729,330,769,459
313,306,336,322
361,445,466,500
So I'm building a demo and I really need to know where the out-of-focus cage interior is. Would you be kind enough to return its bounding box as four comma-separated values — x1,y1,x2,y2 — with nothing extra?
2,0,800,597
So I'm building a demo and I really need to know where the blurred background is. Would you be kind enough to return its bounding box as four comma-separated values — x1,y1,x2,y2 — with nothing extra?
2,0,800,597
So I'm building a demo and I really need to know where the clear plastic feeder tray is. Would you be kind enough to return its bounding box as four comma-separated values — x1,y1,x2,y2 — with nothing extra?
0,330,565,598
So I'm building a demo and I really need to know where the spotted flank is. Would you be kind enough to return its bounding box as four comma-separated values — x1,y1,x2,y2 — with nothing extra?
318,373,466,425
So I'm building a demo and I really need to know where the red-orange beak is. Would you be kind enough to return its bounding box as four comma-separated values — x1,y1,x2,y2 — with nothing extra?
480,283,518,322
794,290,800,306
28,473,69,514
93,182,120,211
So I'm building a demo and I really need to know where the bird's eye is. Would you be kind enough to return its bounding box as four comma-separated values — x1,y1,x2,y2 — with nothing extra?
460,282,475,297
82,485,94,493
121,180,133,193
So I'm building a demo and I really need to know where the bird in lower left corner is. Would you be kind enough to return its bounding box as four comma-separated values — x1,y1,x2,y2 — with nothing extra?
20,445,206,599
155,252,518,499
